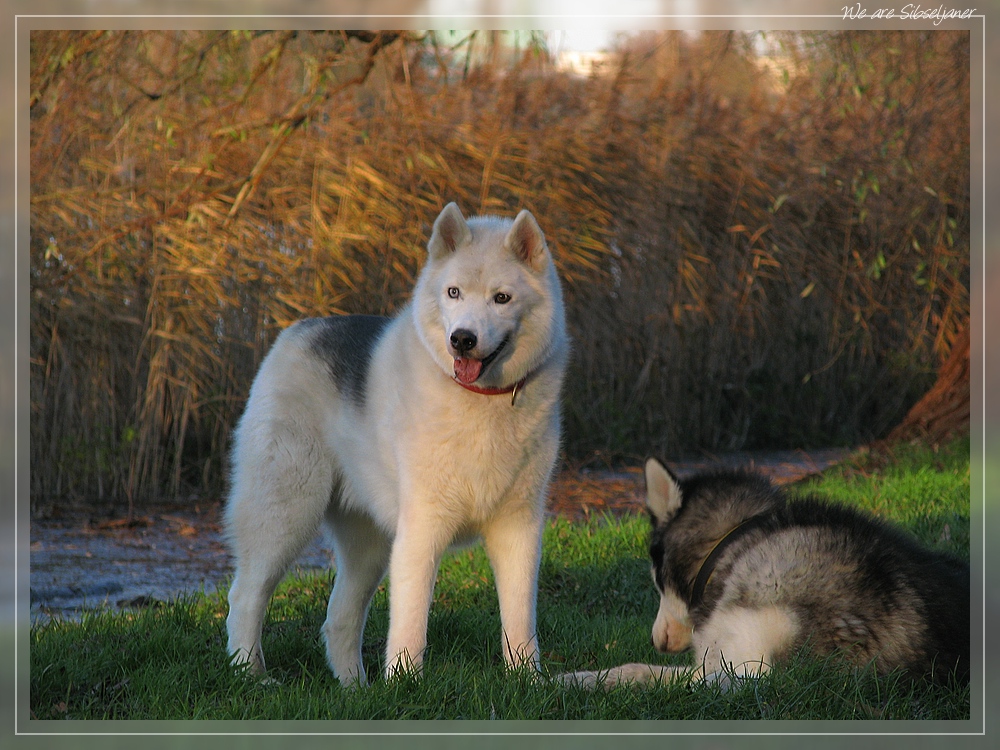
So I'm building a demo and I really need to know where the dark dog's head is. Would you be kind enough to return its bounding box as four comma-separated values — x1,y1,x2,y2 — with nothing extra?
644,459,783,654
644,458,696,653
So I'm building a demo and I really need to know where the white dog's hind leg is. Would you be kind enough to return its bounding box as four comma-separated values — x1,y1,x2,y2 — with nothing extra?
227,571,281,675
225,444,333,676
226,512,325,675
322,506,392,686
226,541,309,676
482,506,545,671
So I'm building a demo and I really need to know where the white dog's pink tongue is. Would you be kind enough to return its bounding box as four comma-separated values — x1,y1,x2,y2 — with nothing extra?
454,357,483,384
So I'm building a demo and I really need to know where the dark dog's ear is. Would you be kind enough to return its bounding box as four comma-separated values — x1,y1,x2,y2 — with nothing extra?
645,457,683,524
428,202,472,260
504,209,549,272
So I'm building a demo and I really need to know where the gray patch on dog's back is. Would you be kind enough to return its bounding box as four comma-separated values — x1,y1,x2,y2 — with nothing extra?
301,315,390,407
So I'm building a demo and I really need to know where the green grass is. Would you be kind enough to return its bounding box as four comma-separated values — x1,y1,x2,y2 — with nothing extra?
29,440,971,722
791,438,972,560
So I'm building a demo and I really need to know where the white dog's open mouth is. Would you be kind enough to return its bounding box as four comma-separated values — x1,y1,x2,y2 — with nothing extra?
453,337,508,384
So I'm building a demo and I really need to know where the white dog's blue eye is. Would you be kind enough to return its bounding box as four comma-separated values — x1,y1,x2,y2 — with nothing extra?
447,287,460,299
494,292,511,304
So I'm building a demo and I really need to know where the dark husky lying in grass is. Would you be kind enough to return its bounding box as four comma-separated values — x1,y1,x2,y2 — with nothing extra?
560,459,970,689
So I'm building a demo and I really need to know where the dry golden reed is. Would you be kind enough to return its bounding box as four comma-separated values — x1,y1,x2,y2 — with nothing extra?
29,30,970,513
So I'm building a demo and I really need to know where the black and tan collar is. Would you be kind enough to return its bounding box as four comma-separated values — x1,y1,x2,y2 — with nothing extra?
690,513,772,607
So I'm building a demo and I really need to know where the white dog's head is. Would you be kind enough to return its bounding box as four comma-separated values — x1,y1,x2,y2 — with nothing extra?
414,202,565,391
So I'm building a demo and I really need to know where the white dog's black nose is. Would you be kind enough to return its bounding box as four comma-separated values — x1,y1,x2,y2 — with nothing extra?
450,329,478,354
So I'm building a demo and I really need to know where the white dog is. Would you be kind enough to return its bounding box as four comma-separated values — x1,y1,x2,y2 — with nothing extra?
224,203,568,685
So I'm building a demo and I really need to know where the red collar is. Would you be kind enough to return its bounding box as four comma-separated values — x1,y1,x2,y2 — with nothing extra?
453,376,528,405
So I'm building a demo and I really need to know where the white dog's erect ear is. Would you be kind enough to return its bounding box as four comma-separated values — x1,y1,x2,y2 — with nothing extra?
645,457,683,524
428,202,472,260
504,209,548,271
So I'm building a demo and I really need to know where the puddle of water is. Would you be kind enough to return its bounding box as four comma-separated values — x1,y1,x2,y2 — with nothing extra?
29,509,334,625
29,449,851,624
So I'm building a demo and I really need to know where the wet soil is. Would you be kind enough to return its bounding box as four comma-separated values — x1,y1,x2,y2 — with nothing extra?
29,448,850,624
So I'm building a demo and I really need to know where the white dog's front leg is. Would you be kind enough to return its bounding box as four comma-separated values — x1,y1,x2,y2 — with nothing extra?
482,507,544,671
384,510,449,678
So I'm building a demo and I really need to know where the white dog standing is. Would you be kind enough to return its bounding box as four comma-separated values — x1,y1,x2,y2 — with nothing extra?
224,203,568,684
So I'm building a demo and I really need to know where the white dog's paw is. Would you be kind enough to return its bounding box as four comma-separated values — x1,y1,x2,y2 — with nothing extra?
334,671,368,690
383,652,424,682
231,664,281,687
229,650,281,686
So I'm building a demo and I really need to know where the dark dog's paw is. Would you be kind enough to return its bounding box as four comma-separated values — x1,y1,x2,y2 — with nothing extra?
555,663,687,690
